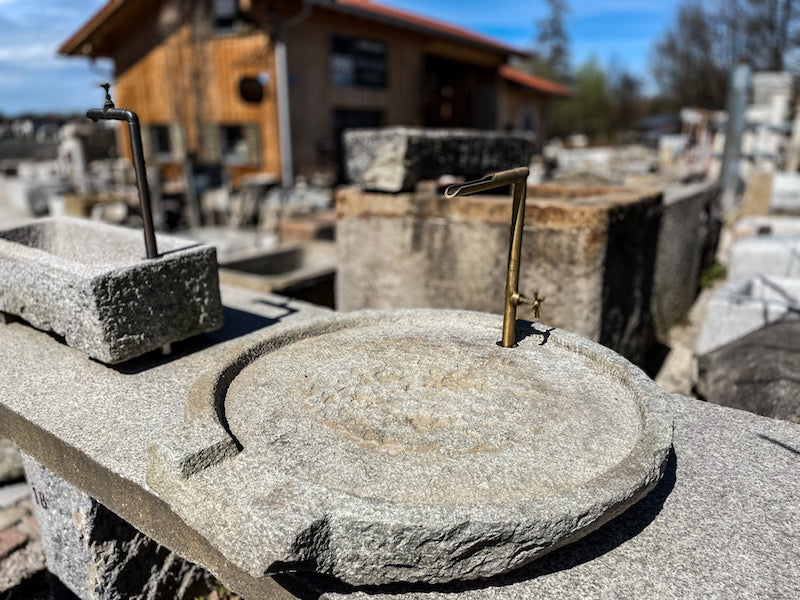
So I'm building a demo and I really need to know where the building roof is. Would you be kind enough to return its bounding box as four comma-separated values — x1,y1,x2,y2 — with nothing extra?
499,65,574,98
59,0,523,58
59,0,150,57
328,0,520,56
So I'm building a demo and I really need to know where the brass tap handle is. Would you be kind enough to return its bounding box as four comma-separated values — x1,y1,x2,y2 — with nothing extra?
517,291,545,319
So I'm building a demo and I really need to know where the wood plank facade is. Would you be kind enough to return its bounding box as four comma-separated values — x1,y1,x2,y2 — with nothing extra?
60,0,571,186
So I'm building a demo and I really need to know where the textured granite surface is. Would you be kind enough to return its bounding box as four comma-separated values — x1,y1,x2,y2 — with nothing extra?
0,284,328,599
22,454,212,600
0,217,224,363
147,310,673,585
343,128,535,192
696,320,800,424
1,286,798,598
291,396,800,599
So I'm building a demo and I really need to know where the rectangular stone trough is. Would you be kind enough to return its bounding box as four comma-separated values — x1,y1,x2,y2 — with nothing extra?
336,182,663,364
727,234,800,281
0,217,223,364
217,241,336,307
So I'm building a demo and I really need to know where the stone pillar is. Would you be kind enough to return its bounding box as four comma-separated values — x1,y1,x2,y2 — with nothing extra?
20,454,213,600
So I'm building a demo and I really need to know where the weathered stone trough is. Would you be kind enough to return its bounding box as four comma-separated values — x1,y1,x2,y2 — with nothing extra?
0,216,223,363
343,128,536,193
336,182,664,364
217,241,336,307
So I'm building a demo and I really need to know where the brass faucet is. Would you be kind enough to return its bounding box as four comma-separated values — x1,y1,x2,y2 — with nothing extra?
445,167,543,348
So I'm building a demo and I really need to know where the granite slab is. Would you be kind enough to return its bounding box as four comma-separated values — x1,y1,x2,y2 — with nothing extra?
292,397,800,600
0,284,798,599
146,310,673,585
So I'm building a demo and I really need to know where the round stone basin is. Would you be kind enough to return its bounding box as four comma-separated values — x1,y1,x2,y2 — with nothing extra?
227,324,643,506
148,309,673,587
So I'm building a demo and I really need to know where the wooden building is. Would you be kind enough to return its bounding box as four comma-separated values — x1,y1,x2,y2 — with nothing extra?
60,0,571,186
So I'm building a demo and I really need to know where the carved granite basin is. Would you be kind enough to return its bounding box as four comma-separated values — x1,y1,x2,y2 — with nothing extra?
0,217,223,364
147,309,673,585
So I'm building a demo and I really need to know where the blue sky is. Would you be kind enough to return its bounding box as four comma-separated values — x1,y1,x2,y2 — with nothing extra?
0,0,683,116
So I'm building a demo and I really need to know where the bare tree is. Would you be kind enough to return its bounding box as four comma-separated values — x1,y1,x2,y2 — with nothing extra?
535,0,571,81
653,0,800,109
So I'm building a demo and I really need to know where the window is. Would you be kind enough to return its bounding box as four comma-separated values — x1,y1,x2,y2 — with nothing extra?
149,124,174,160
213,0,239,32
330,34,387,88
220,124,260,165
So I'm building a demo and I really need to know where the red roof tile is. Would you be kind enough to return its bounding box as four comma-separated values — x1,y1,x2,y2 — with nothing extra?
329,0,520,55
499,65,573,97
61,0,524,59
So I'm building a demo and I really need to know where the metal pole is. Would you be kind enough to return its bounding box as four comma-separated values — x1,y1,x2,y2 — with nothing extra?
127,118,158,259
720,62,751,217
275,37,294,189
445,167,538,348
88,86,159,259
502,179,527,347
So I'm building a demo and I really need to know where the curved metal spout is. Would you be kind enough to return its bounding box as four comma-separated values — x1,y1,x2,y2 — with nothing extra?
87,86,158,259
445,166,538,348
444,167,530,199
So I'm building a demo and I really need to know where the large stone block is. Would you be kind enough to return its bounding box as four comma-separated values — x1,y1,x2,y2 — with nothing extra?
343,128,536,192
335,183,663,365
0,217,223,364
652,182,720,338
695,274,800,356
20,454,213,600
727,234,800,281
696,320,800,423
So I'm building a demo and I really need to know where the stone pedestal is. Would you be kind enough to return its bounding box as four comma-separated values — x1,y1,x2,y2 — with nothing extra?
20,454,213,600
652,182,720,338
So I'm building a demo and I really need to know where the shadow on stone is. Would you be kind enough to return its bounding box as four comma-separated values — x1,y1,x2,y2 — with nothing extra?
48,573,81,600
0,569,50,600
757,434,800,456
284,449,678,597
111,301,299,375
512,321,555,346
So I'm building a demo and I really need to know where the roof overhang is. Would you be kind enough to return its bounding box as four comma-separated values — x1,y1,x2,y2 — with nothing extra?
325,0,522,58
499,65,574,98
60,0,527,60
59,0,162,58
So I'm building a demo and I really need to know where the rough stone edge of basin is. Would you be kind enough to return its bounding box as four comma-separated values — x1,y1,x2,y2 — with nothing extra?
0,217,225,364
146,309,674,586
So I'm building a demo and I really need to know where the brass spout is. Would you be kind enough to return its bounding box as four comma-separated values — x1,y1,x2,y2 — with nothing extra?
445,167,539,348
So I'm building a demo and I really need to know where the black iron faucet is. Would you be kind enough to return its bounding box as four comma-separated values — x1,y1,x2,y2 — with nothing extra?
87,84,159,259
